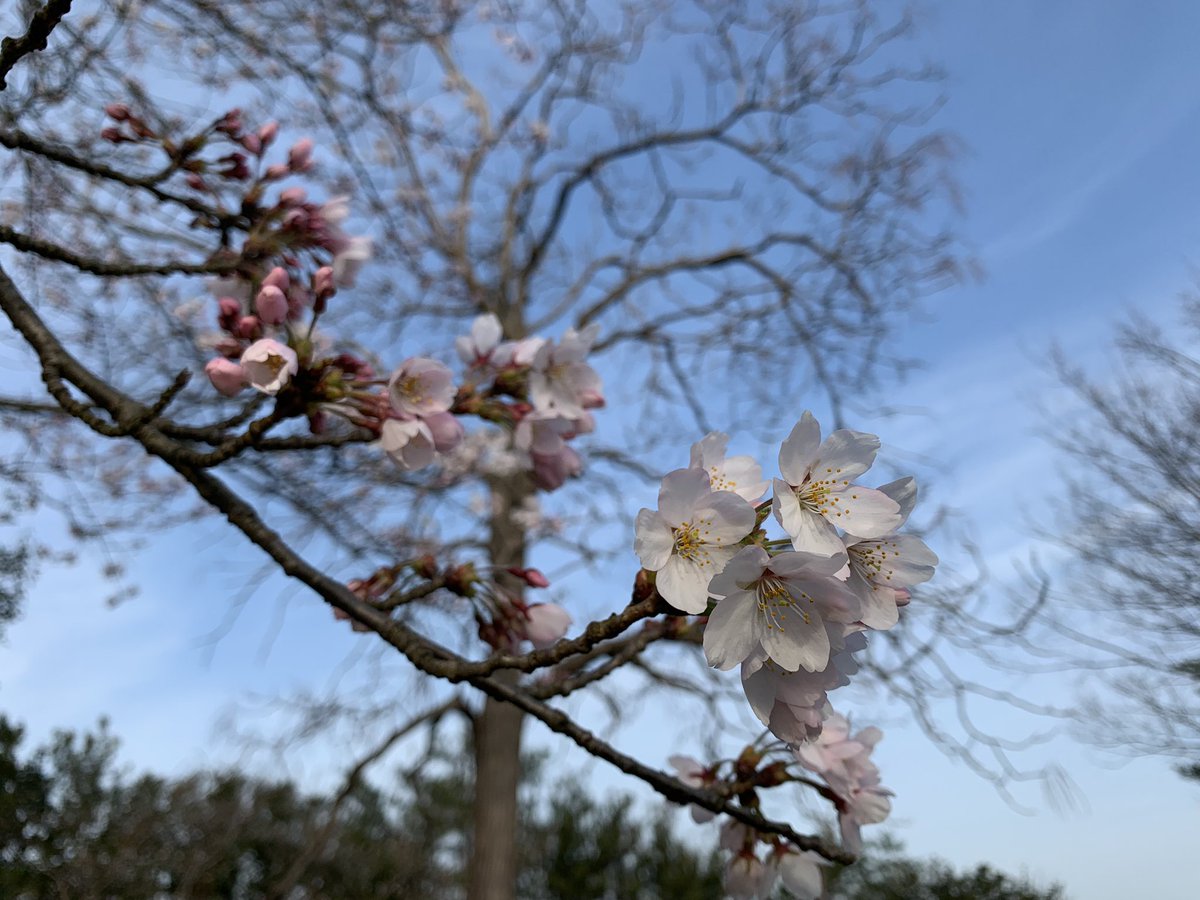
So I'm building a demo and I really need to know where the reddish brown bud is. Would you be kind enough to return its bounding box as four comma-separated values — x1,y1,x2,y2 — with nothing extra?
104,103,131,121
411,554,439,580
444,563,479,597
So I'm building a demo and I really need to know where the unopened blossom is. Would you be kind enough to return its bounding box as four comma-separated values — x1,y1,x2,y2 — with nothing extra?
205,358,246,396
689,432,768,502
704,546,860,673
456,313,504,366
423,411,465,453
634,468,756,614
529,324,603,417
240,339,298,394
388,357,455,417
530,444,582,491
288,137,314,171
379,418,436,470
843,477,937,629
522,602,571,648
255,284,288,325
493,336,545,368
773,411,902,557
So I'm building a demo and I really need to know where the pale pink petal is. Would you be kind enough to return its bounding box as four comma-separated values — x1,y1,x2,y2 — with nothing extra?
758,609,830,673
703,591,760,670
634,509,674,570
778,412,822,484
658,467,711,526
811,428,880,481
778,853,823,900
832,486,901,539
656,555,714,614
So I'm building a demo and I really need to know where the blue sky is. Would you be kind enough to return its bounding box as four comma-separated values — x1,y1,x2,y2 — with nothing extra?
3,2,1200,897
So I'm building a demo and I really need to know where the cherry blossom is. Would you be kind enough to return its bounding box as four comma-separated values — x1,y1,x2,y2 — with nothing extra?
388,357,455,417
668,755,717,823
379,418,436,470
689,432,768,502
634,468,756,614
529,324,603,417
843,477,938,629
240,339,298,394
704,546,860,673
522,602,571,648
456,313,504,367
772,411,901,556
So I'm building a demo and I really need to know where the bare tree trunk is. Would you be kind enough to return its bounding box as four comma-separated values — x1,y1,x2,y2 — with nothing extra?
468,474,531,900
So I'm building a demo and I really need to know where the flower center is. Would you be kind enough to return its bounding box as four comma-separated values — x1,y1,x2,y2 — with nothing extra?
797,468,854,520
673,521,705,560
756,574,812,630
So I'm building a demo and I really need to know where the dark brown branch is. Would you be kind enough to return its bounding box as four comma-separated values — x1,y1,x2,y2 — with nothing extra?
0,0,73,89
0,223,232,277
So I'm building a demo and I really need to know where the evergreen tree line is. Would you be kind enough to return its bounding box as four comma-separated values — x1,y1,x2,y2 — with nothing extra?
0,715,1063,899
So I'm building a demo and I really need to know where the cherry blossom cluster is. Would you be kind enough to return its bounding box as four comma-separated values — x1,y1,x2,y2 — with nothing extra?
669,709,890,900
636,414,937,744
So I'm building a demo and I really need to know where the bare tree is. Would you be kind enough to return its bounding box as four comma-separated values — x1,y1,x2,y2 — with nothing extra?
1046,293,1200,780
0,2,1052,898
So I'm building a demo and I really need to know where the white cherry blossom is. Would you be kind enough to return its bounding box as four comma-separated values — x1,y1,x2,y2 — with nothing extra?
379,418,436,470
388,357,455,417
773,411,902,556
634,468,755,614
704,546,860,673
240,339,298,395
529,324,603,417
456,313,503,366
689,432,768,502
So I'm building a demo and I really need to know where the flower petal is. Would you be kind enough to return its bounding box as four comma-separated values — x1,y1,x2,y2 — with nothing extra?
812,428,880,481
703,591,760,670
834,486,902,539
634,509,674,570
657,555,714,614
759,608,830,673
778,411,822,484
658,467,711,526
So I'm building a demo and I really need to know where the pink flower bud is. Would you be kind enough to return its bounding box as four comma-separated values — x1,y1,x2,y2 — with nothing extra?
279,187,306,206
524,603,571,648
265,163,290,180
236,315,262,340
217,296,241,331
100,127,124,143
579,388,606,409
185,173,207,192
506,567,551,589
258,121,279,146
262,267,290,292
288,137,315,172
240,133,262,155
205,358,247,396
104,103,131,121
313,265,336,302
255,285,288,325
422,411,465,453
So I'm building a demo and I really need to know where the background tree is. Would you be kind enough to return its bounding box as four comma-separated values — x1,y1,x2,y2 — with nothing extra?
0,2,1064,897
1046,292,1200,780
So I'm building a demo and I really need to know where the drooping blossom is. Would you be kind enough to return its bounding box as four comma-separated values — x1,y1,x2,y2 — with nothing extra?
388,357,455,417
522,602,571,648
634,468,756,614
740,632,866,744
772,411,901,557
530,444,582,491
456,313,504,367
794,710,893,853
529,324,603,417
724,852,776,900
240,339,298,394
842,477,938,629
704,546,860,673
379,418,436,470
668,754,716,823
205,358,246,396
689,432,769,502
775,849,825,900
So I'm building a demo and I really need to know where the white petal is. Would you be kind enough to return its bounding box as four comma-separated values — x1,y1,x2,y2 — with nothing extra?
878,476,918,524
694,490,756,544
703,591,760,670
834,486,902,539
657,555,713,614
709,545,769,598
740,661,778,726
634,509,674,570
778,412,821,484
812,428,880,481
856,581,900,630
658,467,711,526
778,854,823,900
759,609,830,674
689,431,729,469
